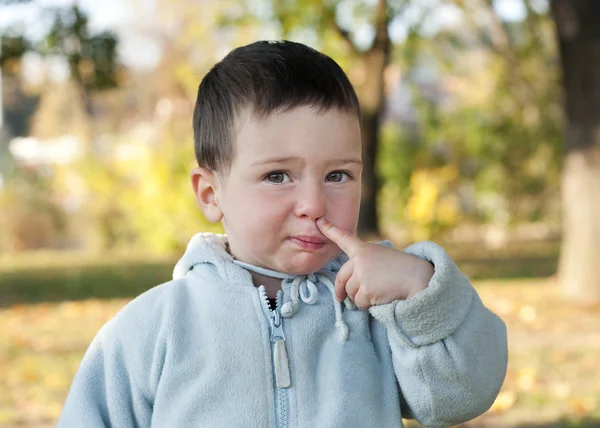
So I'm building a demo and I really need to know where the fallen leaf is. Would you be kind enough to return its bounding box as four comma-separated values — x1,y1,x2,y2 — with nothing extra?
550,381,571,398
518,305,537,323
569,396,597,415
489,390,517,413
517,367,537,391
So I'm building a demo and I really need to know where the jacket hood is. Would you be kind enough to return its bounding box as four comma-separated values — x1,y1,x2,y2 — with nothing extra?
172,232,354,342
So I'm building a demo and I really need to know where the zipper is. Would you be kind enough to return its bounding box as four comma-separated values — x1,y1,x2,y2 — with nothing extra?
259,286,290,428
270,308,291,388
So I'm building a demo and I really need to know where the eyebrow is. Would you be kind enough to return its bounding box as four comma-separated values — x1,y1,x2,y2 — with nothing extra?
251,156,363,167
251,156,301,166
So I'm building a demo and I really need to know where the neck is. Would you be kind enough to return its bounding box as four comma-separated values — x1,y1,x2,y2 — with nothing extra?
250,272,282,299
250,271,282,298
227,244,289,298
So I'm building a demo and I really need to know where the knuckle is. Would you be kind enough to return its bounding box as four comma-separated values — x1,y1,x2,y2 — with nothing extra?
353,268,366,283
354,252,367,265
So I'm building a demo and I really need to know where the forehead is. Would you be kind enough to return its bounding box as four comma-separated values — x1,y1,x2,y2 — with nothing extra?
232,105,362,166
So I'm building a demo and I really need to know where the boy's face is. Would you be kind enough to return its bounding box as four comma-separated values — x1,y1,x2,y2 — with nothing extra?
211,105,362,274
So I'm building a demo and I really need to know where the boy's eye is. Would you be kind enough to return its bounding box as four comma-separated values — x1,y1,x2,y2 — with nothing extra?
265,172,290,184
326,171,351,183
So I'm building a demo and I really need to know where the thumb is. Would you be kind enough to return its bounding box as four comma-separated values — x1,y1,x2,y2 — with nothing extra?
316,218,365,257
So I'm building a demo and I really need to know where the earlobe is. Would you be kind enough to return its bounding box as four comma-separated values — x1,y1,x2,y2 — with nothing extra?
191,167,223,223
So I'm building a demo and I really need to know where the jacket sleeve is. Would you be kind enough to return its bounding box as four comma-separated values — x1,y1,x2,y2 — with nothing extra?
57,318,153,428
369,241,508,427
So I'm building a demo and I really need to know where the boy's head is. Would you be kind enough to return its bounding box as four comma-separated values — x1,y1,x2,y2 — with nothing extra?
192,40,361,173
191,40,363,274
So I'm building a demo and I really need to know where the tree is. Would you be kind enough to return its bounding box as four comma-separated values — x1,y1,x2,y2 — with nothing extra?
0,5,121,251
35,5,119,141
338,0,390,238
0,34,29,67
1,5,120,141
42,6,119,90
550,0,600,304
429,0,562,225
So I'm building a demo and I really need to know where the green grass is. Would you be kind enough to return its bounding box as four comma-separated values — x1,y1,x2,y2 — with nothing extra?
443,239,560,279
0,252,177,307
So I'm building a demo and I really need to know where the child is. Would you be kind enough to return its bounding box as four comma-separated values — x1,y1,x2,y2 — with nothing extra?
58,40,507,428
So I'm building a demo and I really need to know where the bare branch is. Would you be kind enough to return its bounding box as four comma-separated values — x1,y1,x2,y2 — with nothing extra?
334,21,359,55
457,0,536,107
484,0,515,54
324,5,359,55
483,0,537,105
369,0,390,54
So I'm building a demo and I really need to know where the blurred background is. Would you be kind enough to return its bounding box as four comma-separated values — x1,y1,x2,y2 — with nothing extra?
0,0,599,426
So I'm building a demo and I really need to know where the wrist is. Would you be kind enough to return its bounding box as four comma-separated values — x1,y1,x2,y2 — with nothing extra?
406,259,433,300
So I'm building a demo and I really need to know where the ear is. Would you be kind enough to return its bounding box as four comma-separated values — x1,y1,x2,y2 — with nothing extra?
191,167,223,223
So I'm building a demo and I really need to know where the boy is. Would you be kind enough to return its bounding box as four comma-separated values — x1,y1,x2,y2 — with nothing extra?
58,40,507,427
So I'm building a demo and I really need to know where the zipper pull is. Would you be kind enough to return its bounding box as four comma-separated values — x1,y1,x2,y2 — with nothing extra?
273,339,291,388
270,310,291,388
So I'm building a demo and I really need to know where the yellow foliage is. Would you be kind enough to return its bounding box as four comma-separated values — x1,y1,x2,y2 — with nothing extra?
404,165,462,240
406,173,438,225
436,196,460,226
175,62,203,98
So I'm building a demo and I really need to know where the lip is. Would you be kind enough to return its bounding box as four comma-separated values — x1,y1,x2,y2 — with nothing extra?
289,235,326,250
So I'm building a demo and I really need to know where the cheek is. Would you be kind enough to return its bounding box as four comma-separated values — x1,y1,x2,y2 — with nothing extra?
326,189,360,232
230,189,290,233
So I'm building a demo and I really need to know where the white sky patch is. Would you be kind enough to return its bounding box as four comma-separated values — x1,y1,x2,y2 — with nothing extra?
118,33,162,71
78,0,128,33
0,0,113,40
19,51,45,84
1,0,161,75
530,0,549,14
493,0,527,22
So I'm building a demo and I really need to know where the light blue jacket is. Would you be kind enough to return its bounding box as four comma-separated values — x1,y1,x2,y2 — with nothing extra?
58,233,507,428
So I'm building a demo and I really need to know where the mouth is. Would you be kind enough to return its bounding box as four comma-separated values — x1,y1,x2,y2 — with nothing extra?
289,235,326,250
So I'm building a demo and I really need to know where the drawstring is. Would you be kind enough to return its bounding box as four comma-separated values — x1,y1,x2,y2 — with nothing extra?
316,271,350,343
233,260,353,343
280,275,318,317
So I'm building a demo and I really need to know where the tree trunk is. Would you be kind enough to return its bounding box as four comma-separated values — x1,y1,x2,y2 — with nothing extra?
359,107,381,238
356,0,390,238
551,0,600,304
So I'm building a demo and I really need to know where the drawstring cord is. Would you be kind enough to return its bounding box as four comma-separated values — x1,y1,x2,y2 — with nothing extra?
233,260,353,343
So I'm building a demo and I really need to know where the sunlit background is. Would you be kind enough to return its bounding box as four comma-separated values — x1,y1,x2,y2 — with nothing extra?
0,0,599,427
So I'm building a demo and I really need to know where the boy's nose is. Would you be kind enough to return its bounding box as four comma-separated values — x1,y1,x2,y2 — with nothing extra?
294,183,326,220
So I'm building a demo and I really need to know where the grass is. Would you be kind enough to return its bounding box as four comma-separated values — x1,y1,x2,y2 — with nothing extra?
1,242,599,427
0,252,177,307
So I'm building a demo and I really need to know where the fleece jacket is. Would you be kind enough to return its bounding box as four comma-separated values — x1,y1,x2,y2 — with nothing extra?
58,233,508,428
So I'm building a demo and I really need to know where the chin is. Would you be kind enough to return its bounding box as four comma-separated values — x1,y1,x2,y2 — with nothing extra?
283,254,333,275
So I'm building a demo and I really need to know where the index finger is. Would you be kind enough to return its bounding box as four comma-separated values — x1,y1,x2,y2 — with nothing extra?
316,217,365,257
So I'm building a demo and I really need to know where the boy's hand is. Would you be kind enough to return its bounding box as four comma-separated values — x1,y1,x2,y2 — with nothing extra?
317,218,434,310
